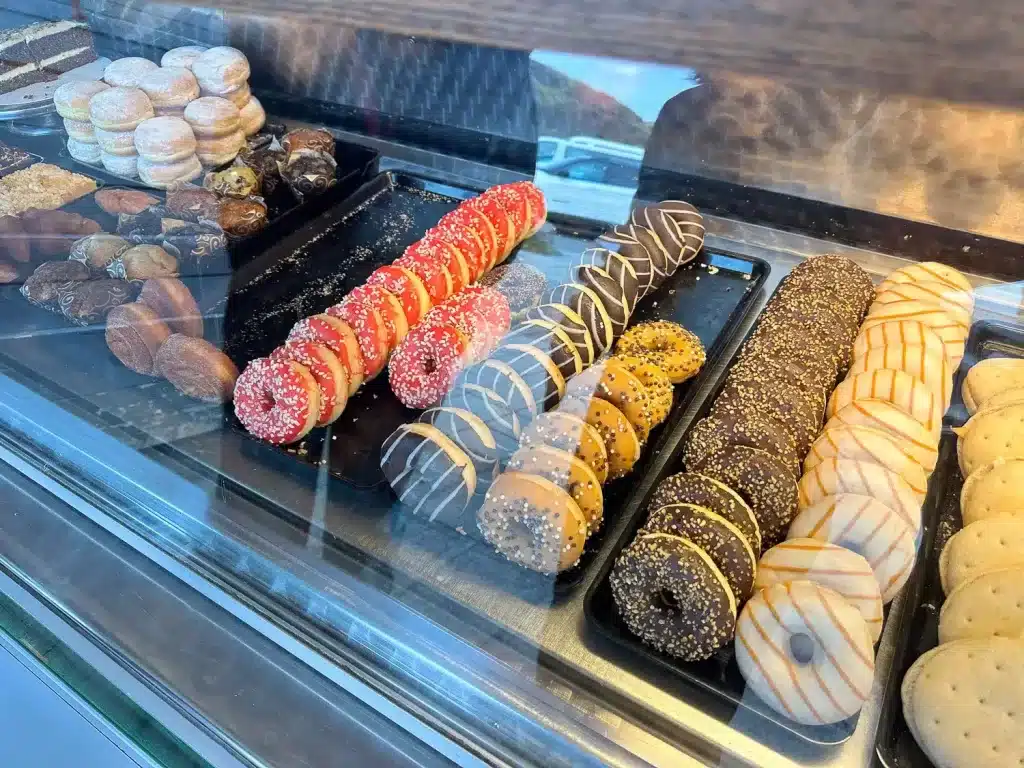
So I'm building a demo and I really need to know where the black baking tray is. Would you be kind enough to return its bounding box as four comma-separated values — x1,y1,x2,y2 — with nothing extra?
204,169,768,598
874,320,1024,768
583,280,913,747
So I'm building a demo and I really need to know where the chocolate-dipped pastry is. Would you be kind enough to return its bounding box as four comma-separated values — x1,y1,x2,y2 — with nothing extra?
165,187,220,222
522,302,595,368
630,202,704,274
489,342,564,412
418,406,500,489
576,247,640,314
282,128,335,156
69,233,130,273
21,261,89,311
543,283,613,355
457,359,537,426
94,188,160,216
218,198,268,237
442,381,521,464
381,422,475,526
203,166,260,198
279,149,336,201
159,222,227,262
501,320,581,380
567,263,633,337
58,279,135,325
597,223,668,299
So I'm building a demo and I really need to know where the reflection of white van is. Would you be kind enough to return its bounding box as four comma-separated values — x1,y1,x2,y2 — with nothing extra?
534,154,640,224
537,135,644,166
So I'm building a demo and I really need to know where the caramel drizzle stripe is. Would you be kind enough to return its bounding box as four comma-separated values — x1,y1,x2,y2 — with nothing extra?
835,496,871,543
761,563,874,579
756,597,823,722
787,585,869,701
848,401,933,453
736,628,800,720
806,499,836,538
883,469,916,529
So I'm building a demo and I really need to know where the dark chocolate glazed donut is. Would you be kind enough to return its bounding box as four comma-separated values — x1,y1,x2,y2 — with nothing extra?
380,422,475,525
418,407,500,488
576,247,640,316
457,358,537,425
642,503,756,601
597,223,667,299
501,319,581,380
610,532,736,661
689,444,799,550
567,263,633,337
647,471,761,552
521,302,595,368
442,381,521,464
489,342,564,412
543,282,613,354
630,202,704,273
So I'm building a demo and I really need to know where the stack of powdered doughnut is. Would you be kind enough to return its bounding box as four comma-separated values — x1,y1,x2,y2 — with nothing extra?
233,182,546,444
381,200,709,573
611,256,974,729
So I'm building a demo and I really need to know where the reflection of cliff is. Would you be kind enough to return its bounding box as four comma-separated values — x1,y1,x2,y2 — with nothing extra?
531,61,651,144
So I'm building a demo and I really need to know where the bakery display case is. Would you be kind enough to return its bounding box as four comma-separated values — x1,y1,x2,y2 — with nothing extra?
0,1,1022,767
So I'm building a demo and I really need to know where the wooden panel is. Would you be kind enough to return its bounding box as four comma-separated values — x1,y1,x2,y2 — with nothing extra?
197,0,1024,108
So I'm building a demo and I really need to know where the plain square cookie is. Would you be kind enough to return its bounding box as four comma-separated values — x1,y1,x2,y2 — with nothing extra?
955,403,1024,478
904,637,1024,768
963,357,1024,415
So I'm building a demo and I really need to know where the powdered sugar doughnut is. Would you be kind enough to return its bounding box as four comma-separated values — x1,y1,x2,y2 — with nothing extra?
104,57,159,89
191,47,250,96
89,86,154,131
234,357,320,444
160,46,208,69
326,298,389,379
389,321,470,409
138,67,199,111
54,79,109,121
271,341,349,425
287,313,364,394
100,152,138,178
67,138,102,164
238,95,265,137
735,581,874,726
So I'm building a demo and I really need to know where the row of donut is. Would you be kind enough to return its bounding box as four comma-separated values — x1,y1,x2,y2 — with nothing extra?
733,261,973,728
233,182,546,443
903,357,1024,768
377,199,708,567
609,255,878,667
54,46,263,183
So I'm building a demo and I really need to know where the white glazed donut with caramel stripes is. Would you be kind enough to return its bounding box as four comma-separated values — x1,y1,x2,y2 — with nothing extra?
799,457,922,536
861,300,967,368
882,261,973,301
804,425,930,501
873,281,972,330
826,368,943,439
845,342,951,408
755,539,884,642
788,494,917,603
825,400,939,472
735,580,875,725
852,319,949,367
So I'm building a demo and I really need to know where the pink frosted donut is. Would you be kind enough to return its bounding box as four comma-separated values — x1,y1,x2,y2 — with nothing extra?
389,321,470,409
426,285,510,362
271,341,349,425
234,357,320,444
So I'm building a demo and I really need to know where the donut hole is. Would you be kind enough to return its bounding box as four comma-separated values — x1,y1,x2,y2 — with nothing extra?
655,588,681,612
422,356,438,375
789,633,816,665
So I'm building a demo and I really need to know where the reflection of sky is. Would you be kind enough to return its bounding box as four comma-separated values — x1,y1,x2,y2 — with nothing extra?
531,51,699,123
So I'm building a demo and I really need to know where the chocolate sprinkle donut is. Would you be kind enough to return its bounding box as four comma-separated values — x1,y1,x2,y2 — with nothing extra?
690,445,799,550
788,253,876,314
610,533,736,661
714,373,822,455
729,351,832,410
684,411,801,480
647,472,761,553
642,503,756,601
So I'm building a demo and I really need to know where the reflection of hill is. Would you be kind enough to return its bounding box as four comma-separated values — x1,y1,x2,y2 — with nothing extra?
531,61,652,145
